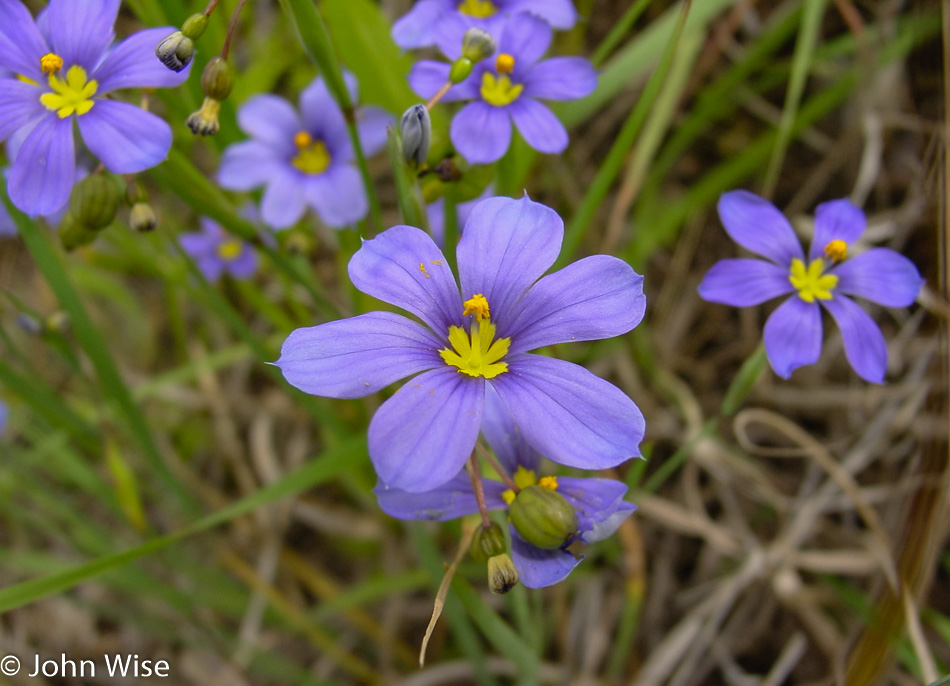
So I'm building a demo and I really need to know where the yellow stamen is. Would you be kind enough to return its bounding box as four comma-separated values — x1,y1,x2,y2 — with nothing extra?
17,74,38,86
538,476,558,490
496,53,515,74
40,53,63,74
40,65,98,118
502,489,516,505
439,320,510,378
513,466,537,490
480,72,523,107
457,0,497,18
789,258,838,303
462,293,490,321
293,131,313,149
217,239,243,261
291,136,331,175
823,239,847,263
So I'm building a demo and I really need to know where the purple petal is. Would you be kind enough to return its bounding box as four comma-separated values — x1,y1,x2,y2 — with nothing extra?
260,168,307,229
718,190,804,266
357,106,393,157
46,0,119,71
822,295,887,384
217,140,284,192
392,0,449,49
237,95,300,153
432,12,474,60
93,27,192,92
763,296,822,378
78,100,171,173
832,248,923,308
0,198,15,237
481,383,540,475
490,355,644,470
809,199,865,261
523,57,596,101
698,258,794,307
375,473,480,521
510,534,580,588
498,13,551,67
505,255,645,353
557,477,633,542
0,79,45,140
369,367,485,492
508,0,577,29
197,254,225,283
451,101,512,164
299,78,348,145
8,114,74,215
507,98,567,154
348,225,463,335
225,247,258,280
304,164,367,228
0,0,49,81
456,195,563,327
178,231,216,256
277,312,443,398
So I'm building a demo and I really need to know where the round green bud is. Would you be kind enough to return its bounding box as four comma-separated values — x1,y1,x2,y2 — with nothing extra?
59,212,97,251
201,57,234,101
508,485,578,550
129,203,158,233
155,31,195,72
181,13,209,40
470,522,506,564
461,28,497,63
449,57,473,84
487,553,518,594
69,175,119,231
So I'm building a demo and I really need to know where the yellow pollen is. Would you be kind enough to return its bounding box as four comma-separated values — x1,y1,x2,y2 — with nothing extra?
789,258,838,303
291,137,331,175
40,65,98,118
481,72,523,107
496,53,515,74
823,239,847,263
217,239,243,261
513,466,537,490
419,263,430,278
538,476,558,490
462,293,490,321
40,53,63,74
439,320,510,378
502,489,516,505
457,0,497,18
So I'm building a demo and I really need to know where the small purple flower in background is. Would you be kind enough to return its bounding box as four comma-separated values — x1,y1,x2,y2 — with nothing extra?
0,400,7,436
410,14,596,164
179,217,259,283
218,73,392,230
277,195,645,492
0,0,190,215
392,0,577,50
376,387,636,587
698,190,924,383
426,187,492,246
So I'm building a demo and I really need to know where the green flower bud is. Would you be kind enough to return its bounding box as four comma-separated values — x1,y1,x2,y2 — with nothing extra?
69,175,119,231
45,311,70,334
508,485,578,550
487,553,518,594
59,212,98,251
400,104,430,167
186,97,222,136
181,13,209,40
155,31,195,72
449,57,474,84
470,522,506,564
201,57,234,101
461,28,497,63
129,203,158,233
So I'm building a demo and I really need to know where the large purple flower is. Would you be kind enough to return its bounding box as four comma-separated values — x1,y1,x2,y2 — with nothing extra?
392,0,577,50
277,195,646,492
698,191,924,383
179,216,259,283
376,386,636,588
0,0,190,215
409,13,596,164
217,74,391,230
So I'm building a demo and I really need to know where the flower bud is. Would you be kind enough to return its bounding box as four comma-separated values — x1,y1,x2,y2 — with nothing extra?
129,203,158,232
155,31,195,72
470,522,506,564
508,485,578,550
68,175,119,231
181,13,209,40
45,311,70,334
487,553,518,594
186,97,222,136
461,28,497,63
449,57,473,84
58,212,98,251
200,57,234,101
400,104,430,167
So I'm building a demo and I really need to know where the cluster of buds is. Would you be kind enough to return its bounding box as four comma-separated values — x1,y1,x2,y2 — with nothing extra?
450,28,497,84
60,175,120,251
155,13,208,72
470,522,518,594
186,57,234,136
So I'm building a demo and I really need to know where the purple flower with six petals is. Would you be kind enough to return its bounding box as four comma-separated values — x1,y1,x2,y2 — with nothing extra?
409,14,596,164
179,216,259,283
698,191,924,383
277,195,646,492
0,0,190,215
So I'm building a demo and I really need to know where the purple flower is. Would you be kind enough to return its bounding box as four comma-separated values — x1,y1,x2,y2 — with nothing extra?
0,0,190,215
0,400,7,435
277,195,646,492
376,386,636,587
392,0,578,50
698,191,924,383
410,13,596,164
217,73,392,230
179,216,259,283
0,161,89,236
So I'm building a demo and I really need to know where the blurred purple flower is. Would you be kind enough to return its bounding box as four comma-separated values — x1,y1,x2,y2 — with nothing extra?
698,190,924,383
375,386,636,587
426,187,492,246
0,0,190,215
392,0,577,50
0,399,7,435
410,14,596,163
179,216,259,283
277,195,645,492
217,73,392,230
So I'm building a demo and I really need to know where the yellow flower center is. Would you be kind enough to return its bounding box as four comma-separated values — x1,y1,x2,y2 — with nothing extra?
40,65,98,118
217,239,243,261
496,53,515,74
291,131,331,175
823,239,847,263
439,319,510,379
40,53,63,75
502,467,558,504
789,258,838,303
462,293,490,321
457,0,497,18
481,72,523,107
